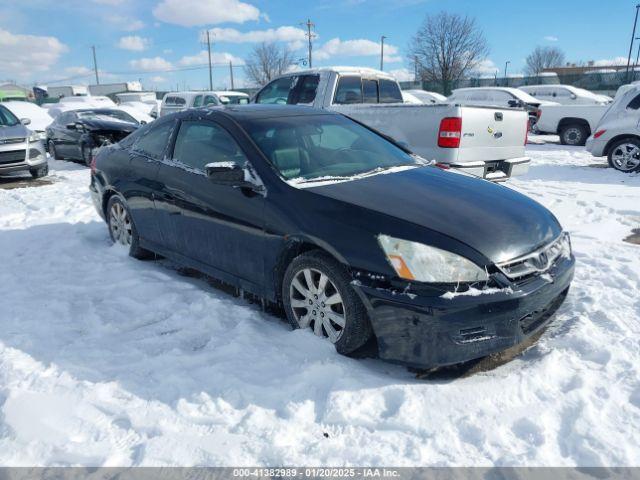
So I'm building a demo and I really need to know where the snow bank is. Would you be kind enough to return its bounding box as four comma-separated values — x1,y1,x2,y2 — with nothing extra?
0,144,639,466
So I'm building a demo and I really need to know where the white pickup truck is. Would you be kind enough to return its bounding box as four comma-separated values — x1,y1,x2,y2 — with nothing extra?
252,67,530,180
536,104,609,146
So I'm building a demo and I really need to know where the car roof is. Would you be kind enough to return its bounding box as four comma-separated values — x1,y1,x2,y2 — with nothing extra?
197,104,336,121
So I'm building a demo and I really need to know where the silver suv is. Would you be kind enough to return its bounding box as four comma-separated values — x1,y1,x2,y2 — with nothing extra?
0,104,48,178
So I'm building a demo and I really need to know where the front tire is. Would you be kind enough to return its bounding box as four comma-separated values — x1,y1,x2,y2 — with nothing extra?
106,196,153,259
283,251,373,355
560,124,588,146
608,138,640,172
47,140,59,160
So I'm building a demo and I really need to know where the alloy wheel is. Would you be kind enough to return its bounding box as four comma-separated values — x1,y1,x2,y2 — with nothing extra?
109,202,132,246
289,267,346,343
611,143,640,172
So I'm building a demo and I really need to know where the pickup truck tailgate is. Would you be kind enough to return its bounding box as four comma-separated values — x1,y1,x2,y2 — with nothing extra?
456,106,528,162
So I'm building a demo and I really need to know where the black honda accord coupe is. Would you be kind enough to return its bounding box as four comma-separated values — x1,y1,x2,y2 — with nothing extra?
90,105,574,369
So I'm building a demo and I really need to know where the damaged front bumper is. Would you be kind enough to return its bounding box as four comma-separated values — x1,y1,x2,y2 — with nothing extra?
353,254,575,369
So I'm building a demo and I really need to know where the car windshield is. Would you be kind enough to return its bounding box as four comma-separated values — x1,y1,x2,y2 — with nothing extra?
77,110,137,124
0,106,20,127
243,114,422,183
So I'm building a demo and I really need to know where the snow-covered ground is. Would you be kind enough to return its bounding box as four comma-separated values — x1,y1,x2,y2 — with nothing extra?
0,139,639,466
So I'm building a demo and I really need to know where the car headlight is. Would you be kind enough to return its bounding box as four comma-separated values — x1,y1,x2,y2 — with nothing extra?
377,234,489,283
28,132,46,142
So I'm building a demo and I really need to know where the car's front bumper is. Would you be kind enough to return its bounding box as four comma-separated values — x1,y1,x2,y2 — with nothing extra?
0,139,47,175
354,254,575,369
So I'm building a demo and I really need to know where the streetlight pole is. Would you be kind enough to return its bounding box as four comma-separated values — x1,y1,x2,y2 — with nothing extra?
634,36,640,80
626,4,640,82
380,35,386,71
504,60,511,86
206,30,213,90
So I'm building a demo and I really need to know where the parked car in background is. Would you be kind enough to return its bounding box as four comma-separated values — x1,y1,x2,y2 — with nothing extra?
586,84,640,172
116,105,154,125
447,87,559,132
403,89,447,104
253,67,530,181
46,96,118,118
519,85,612,106
160,91,221,116
2,101,53,140
90,105,574,369
0,104,48,178
116,92,161,118
215,91,250,105
536,104,608,145
46,108,139,165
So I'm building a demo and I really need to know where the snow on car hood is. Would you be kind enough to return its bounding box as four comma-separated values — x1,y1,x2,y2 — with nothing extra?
307,166,562,263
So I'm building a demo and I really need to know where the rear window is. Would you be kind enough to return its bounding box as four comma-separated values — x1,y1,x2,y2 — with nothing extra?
379,79,402,103
334,76,362,104
363,79,378,104
295,75,320,104
627,93,640,110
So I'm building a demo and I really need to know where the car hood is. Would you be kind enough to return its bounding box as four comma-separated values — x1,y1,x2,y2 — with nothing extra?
307,167,562,264
0,124,29,140
81,119,138,132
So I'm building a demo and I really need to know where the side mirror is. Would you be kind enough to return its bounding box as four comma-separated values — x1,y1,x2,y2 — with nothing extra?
570,94,577,100
140,120,147,125
507,100,519,108
20,118,31,126
205,162,246,185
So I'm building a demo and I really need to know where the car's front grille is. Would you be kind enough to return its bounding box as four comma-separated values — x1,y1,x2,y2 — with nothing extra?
497,232,571,281
0,137,25,145
0,150,26,165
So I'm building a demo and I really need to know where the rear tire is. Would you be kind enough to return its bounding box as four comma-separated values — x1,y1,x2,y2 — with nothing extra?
560,124,588,146
607,138,640,172
282,250,373,355
106,195,154,260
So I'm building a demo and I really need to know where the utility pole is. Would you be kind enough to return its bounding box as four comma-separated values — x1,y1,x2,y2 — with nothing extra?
504,60,511,86
627,4,640,82
229,61,234,90
380,36,386,71
303,19,315,68
91,45,100,85
206,30,213,90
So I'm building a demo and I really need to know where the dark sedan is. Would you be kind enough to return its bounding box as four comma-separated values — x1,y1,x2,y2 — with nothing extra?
46,108,141,165
89,105,575,369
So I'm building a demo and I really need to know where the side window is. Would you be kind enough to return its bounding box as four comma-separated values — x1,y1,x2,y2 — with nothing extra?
334,76,363,104
134,120,175,159
491,91,513,105
164,96,175,105
293,75,320,104
203,95,218,106
172,120,248,171
256,76,297,104
379,79,403,103
627,93,640,110
175,97,186,106
363,79,379,104
193,95,203,107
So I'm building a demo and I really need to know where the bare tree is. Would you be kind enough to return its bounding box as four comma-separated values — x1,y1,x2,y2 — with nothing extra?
524,46,566,76
244,42,295,86
408,12,489,94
